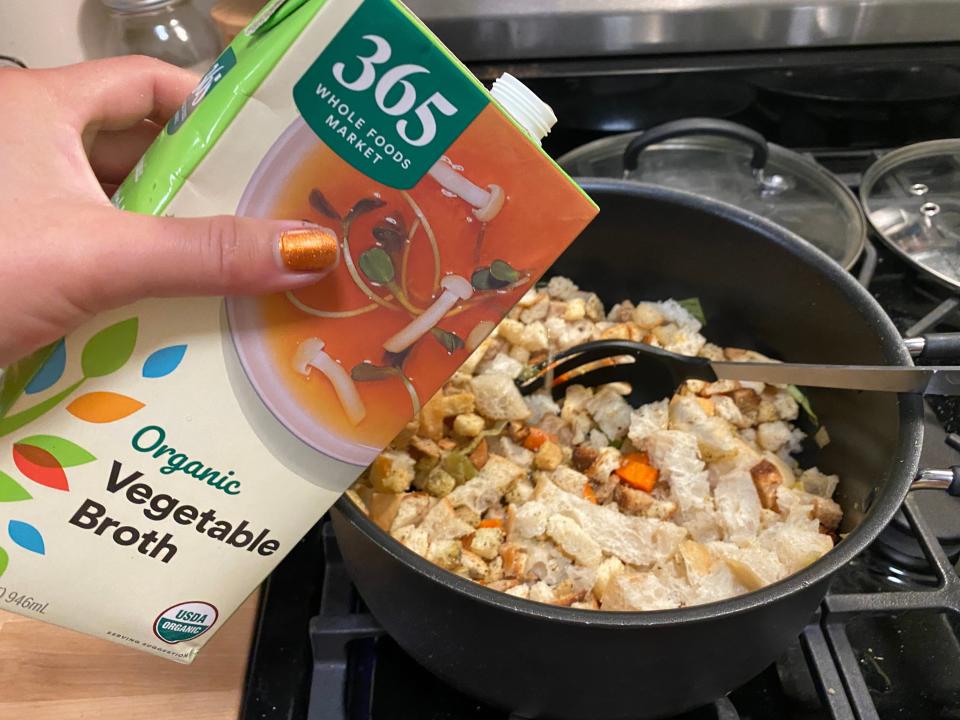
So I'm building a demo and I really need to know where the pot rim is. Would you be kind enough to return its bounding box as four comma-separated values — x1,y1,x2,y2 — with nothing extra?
335,180,924,628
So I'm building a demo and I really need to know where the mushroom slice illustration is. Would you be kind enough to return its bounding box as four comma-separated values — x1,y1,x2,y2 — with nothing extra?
428,160,505,222
383,275,474,354
293,338,366,425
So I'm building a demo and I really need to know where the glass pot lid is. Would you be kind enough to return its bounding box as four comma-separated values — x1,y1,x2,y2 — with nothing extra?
861,139,960,290
101,0,178,11
558,118,867,269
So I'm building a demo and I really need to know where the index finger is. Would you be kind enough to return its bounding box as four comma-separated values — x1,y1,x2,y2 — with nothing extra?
40,55,199,132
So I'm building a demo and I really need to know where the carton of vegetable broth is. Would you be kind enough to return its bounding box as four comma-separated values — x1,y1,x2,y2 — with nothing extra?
0,0,597,661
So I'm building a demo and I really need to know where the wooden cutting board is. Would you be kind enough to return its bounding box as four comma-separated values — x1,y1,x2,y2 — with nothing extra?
0,591,259,720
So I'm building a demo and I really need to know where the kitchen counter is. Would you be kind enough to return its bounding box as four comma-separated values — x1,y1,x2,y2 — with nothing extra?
0,592,258,720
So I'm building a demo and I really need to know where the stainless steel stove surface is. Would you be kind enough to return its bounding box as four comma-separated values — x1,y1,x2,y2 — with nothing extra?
403,0,960,62
240,33,960,720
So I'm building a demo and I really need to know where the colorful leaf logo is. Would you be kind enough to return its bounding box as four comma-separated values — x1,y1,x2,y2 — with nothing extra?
25,339,66,395
81,318,138,378
67,392,144,423
0,546,8,577
0,471,32,502
8,520,44,555
142,344,187,378
12,445,68,491
17,435,94,467
10,435,94,492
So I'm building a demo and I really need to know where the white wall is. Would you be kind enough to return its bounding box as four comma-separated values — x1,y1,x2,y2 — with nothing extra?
0,0,220,68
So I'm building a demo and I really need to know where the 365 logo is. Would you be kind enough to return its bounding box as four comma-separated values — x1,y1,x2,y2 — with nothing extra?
154,601,218,644
293,0,487,188
331,34,458,149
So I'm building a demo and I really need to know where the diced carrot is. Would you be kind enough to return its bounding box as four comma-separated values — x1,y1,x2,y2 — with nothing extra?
582,482,597,504
523,427,553,451
478,518,503,529
615,452,659,492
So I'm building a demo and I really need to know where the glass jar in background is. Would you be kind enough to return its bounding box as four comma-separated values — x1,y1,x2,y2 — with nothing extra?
101,0,222,75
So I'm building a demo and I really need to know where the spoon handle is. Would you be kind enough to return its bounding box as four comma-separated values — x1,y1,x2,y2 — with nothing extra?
712,361,960,396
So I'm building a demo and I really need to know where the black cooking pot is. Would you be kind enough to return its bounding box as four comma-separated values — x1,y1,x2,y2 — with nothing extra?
331,182,954,720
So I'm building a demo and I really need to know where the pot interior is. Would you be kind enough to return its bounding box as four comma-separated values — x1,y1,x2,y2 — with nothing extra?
548,180,920,533
338,181,923,612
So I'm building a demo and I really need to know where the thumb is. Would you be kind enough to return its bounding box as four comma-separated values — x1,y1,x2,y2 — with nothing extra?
92,211,340,307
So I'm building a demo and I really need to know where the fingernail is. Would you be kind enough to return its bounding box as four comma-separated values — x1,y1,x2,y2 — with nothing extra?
278,227,339,272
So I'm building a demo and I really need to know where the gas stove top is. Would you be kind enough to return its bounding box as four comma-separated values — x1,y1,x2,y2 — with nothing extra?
243,495,960,720
241,494,960,720
240,147,960,720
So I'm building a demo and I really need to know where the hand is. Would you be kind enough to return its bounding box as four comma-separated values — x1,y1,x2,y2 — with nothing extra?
0,56,338,367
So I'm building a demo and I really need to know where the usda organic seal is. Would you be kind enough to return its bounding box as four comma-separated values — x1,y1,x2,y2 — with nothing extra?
154,601,219,644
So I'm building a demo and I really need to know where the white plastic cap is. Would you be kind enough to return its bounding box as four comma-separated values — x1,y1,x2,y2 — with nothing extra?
491,73,557,145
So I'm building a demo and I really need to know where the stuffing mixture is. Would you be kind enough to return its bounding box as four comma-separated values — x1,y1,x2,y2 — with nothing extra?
349,276,842,611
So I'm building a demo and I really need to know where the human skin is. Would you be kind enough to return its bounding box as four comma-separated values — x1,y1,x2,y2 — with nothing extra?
0,55,337,367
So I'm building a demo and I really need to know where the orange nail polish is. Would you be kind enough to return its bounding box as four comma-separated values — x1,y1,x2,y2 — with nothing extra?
278,228,339,272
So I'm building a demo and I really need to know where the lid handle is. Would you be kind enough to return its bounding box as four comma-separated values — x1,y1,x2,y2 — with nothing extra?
906,332,960,363
623,118,769,172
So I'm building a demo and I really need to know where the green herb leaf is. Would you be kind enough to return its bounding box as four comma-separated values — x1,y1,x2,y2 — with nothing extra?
609,438,624,450
373,225,405,254
787,385,819,426
471,267,495,291
462,420,507,454
359,247,395,285
678,298,707,326
478,264,513,290
345,197,386,224
490,259,520,284
351,361,398,382
443,452,477,483
384,346,413,369
430,328,464,354
81,318,138,378
352,361,420,416
471,267,511,291
308,189,341,221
